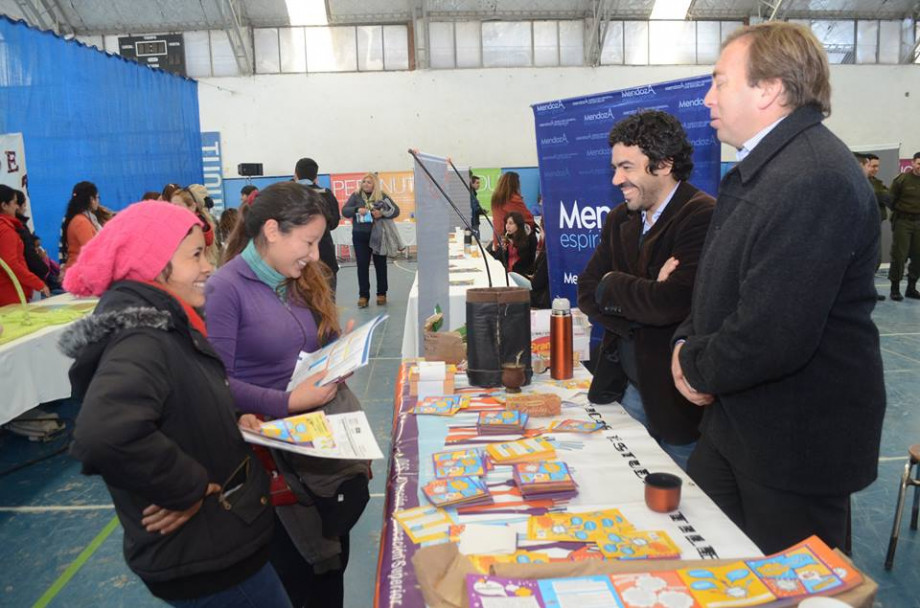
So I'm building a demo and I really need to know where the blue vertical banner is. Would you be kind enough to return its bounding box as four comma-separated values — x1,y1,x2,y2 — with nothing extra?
532,75,720,304
201,132,224,215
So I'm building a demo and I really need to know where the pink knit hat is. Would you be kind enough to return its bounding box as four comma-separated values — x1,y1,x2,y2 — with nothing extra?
64,200,203,297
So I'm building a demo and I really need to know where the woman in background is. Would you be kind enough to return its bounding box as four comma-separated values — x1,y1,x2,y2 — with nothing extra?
59,200,287,607
60,181,101,270
0,185,49,305
170,185,219,263
206,182,369,608
217,207,240,248
489,171,534,249
160,183,181,202
492,211,537,276
341,173,399,307
10,189,50,290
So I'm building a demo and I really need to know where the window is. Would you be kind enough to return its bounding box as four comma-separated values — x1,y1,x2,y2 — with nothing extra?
254,28,280,73
455,21,482,68
305,27,357,72
624,21,649,65
649,21,696,64
482,21,532,67
280,27,306,73
429,22,455,68
534,21,559,67
600,21,624,65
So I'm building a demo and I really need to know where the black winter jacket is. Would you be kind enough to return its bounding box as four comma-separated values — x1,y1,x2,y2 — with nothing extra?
59,281,273,600
675,106,885,496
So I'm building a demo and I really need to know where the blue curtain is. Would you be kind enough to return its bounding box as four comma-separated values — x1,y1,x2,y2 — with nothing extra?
0,17,203,261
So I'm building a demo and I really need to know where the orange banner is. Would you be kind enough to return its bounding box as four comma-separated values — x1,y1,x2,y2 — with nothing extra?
330,171,416,222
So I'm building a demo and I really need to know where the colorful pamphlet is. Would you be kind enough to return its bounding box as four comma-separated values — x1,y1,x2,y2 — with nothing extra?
678,563,775,607
486,436,556,464
611,571,701,608
465,536,863,608
432,448,487,478
256,411,335,448
478,410,529,435
467,575,543,607
460,393,506,412
392,505,453,544
546,419,605,434
414,394,465,416
527,508,635,543
744,535,862,598
423,476,493,508
287,314,387,387
596,530,682,560
538,575,624,608
242,411,383,460
513,460,578,500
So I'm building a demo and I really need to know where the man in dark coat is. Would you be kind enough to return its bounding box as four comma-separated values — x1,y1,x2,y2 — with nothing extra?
295,157,341,293
578,110,714,471
671,22,885,554
856,152,890,301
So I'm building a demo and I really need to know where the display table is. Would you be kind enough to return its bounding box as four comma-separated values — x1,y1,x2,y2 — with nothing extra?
374,364,761,607
0,294,97,425
401,250,508,359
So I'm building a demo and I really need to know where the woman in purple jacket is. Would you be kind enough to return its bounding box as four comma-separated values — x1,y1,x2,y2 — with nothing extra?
205,182,363,608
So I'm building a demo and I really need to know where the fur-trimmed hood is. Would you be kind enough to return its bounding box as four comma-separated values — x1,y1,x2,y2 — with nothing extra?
58,281,191,400
59,306,171,359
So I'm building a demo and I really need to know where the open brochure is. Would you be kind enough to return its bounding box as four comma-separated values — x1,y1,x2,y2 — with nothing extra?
241,411,384,460
287,314,388,389
465,535,862,608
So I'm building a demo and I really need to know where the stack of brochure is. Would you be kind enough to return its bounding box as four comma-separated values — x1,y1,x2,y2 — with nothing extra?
477,410,528,435
423,476,493,508
512,460,578,501
432,448,488,478
486,437,556,465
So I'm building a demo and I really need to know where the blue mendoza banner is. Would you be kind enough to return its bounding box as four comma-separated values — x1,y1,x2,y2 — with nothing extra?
531,75,720,305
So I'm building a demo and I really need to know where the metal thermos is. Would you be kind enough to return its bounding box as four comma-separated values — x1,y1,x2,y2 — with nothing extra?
550,297,573,380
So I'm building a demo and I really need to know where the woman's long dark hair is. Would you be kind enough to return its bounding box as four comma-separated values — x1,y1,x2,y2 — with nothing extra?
505,211,529,250
59,181,98,264
223,182,339,341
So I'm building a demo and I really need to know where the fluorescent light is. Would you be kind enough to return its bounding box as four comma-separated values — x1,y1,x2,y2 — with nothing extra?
649,0,692,20
286,0,328,26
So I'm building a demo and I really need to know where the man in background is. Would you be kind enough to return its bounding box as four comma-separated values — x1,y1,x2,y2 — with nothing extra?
294,157,341,292
240,184,257,206
888,152,920,300
469,175,483,238
578,110,714,471
672,22,885,553
856,152,890,300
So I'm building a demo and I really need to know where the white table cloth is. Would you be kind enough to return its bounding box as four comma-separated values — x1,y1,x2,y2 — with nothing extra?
0,294,97,425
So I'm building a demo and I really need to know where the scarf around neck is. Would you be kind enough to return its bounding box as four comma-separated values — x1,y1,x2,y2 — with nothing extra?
241,240,288,300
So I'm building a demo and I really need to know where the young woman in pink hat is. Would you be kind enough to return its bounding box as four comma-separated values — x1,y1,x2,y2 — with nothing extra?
59,200,290,608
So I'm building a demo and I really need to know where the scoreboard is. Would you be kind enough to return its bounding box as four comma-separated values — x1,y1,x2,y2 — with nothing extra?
118,34,186,76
